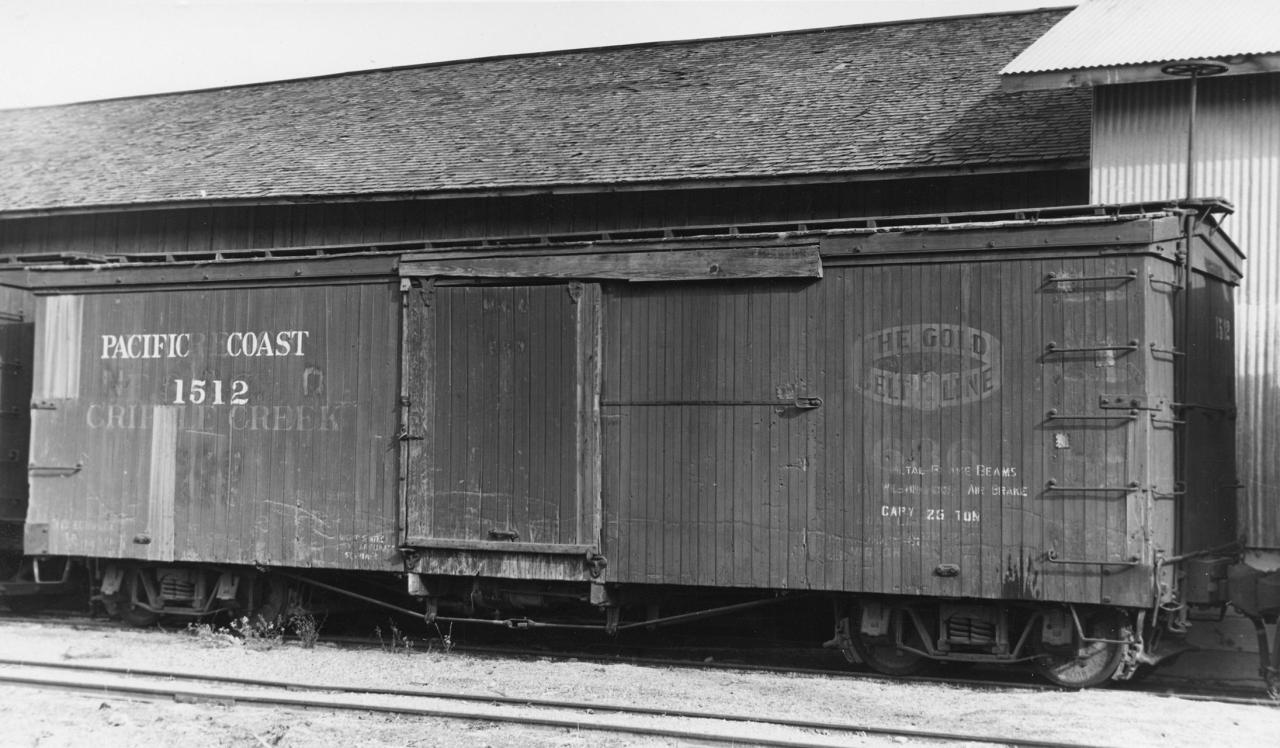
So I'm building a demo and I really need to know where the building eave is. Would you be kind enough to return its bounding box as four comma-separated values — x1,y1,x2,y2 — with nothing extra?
0,159,1089,221
1003,55,1280,92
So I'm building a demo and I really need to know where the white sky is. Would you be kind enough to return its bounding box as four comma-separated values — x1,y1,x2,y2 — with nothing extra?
0,0,1068,110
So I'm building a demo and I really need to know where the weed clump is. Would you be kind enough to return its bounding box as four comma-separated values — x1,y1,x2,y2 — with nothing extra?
429,622,454,654
184,621,237,648
231,614,285,650
287,605,324,649
375,619,415,654
182,606,322,651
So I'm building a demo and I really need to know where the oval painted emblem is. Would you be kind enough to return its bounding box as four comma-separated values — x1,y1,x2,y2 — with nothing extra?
851,324,1001,411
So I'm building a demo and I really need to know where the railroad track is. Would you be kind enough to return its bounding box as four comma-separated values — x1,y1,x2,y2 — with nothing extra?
0,657,1105,748
3,610,1276,707
322,635,1280,707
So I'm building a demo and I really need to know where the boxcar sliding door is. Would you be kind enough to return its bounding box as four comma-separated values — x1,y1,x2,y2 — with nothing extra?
401,281,602,556
398,243,822,582
600,280,825,590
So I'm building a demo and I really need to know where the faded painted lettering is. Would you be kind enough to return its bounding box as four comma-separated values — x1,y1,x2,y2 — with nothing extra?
100,332,192,359
98,330,310,359
228,404,344,432
225,330,310,358
84,401,350,432
880,505,981,523
851,324,1001,410
173,379,249,405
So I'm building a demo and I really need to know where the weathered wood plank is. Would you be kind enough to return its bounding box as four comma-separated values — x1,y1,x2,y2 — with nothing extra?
713,300,733,586
22,255,400,292
146,406,177,561
820,218,1164,256
576,283,603,548
404,280,434,542
407,548,595,581
1025,257,1050,600
400,246,822,282
403,537,593,555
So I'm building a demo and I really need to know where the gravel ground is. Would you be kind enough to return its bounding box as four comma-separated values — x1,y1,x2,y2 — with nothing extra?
0,619,1277,747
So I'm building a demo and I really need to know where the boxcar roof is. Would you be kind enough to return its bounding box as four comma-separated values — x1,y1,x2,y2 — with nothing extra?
0,8,1086,216
1,202,1241,292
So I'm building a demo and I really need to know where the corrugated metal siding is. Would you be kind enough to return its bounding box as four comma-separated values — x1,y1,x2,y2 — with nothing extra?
601,251,1177,606
1092,75,1280,547
1003,0,1280,74
25,283,401,568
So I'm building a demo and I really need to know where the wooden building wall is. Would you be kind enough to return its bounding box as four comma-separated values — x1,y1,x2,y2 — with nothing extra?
0,171,1086,257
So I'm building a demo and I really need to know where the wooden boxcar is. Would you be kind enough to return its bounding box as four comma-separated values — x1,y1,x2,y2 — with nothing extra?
5,202,1256,687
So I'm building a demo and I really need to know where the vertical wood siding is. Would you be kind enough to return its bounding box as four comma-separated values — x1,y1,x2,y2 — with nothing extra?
602,281,819,588
404,283,600,547
1093,75,1280,548
26,283,401,568
146,406,177,560
1181,267,1239,553
602,253,1178,606
36,296,82,401
0,283,32,552
0,172,1088,258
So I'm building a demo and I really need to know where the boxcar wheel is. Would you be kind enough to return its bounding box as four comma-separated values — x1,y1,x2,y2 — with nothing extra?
252,576,290,626
849,605,928,677
103,568,160,628
1033,611,1126,688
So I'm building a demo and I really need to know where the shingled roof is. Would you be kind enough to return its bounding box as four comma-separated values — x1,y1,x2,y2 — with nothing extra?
0,8,1087,215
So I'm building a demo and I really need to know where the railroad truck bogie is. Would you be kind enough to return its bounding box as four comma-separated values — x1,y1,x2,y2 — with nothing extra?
835,598,1138,687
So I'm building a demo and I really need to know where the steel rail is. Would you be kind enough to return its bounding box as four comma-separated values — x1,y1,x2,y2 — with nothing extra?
0,658,1104,748
3,614,1275,706
371,639,1280,707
